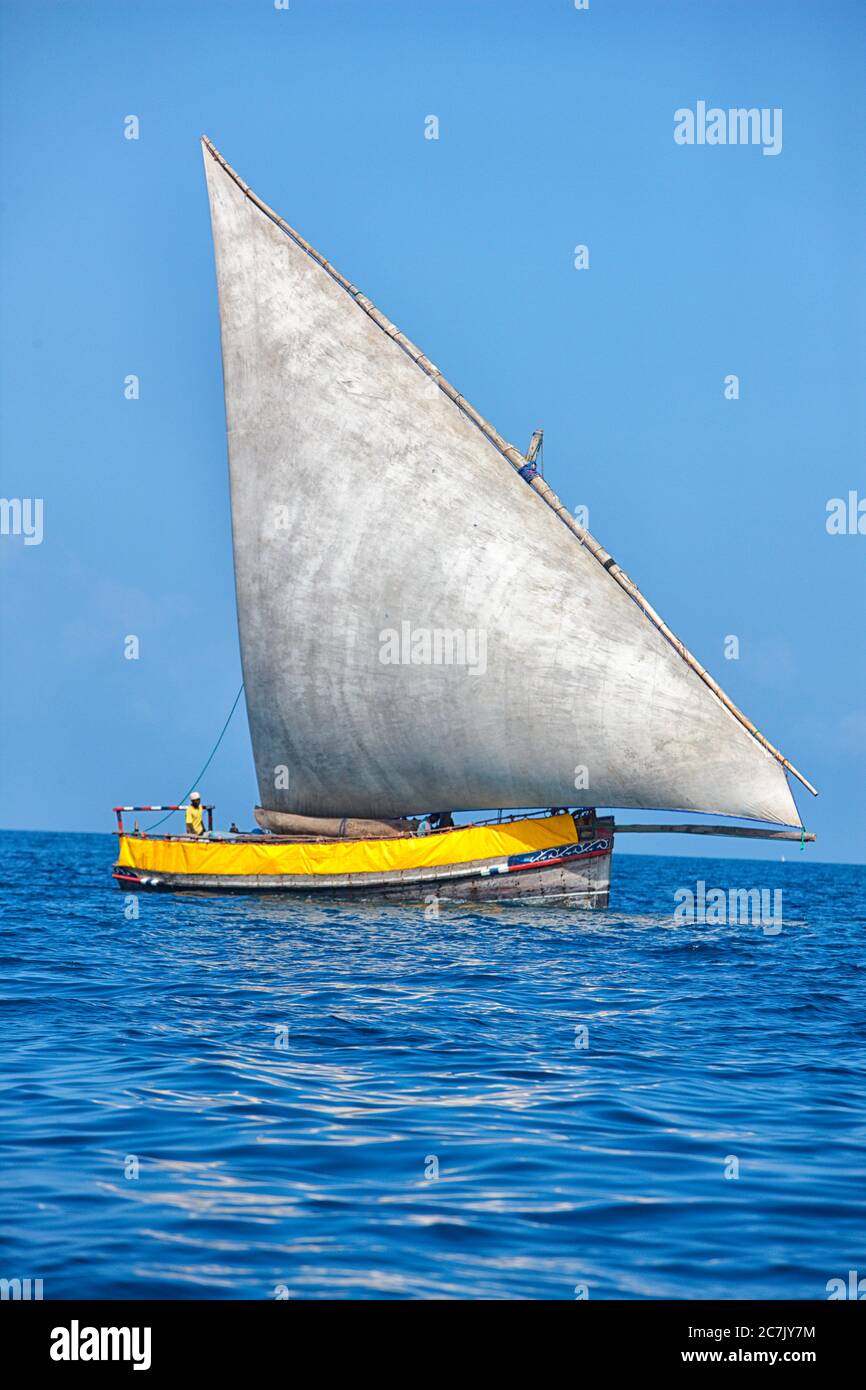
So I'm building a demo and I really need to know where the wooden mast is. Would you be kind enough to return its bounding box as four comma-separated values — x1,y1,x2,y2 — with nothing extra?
525,428,544,465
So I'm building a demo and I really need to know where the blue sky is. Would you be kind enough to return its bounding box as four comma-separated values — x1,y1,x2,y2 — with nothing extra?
0,0,863,860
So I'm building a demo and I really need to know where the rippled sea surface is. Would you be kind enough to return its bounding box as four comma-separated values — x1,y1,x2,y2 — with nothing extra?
1,830,864,1300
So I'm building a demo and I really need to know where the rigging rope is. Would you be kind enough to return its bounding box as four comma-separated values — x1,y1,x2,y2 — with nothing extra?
144,682,245,832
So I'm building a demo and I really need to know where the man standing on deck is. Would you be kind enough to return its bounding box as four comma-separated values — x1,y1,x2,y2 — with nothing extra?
184,792,206,836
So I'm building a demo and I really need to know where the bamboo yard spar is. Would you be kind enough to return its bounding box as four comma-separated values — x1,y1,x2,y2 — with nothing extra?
111,137,816,905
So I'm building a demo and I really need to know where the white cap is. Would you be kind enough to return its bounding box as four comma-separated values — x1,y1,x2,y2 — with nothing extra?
190,791,201,801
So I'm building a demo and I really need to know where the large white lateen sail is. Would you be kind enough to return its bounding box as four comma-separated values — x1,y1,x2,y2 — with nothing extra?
203,139,809,826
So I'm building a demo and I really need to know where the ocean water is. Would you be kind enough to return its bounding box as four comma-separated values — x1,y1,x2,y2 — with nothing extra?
1,829,863,1301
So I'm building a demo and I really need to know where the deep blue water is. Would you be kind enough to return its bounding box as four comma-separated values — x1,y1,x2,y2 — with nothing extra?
1,829,863,1300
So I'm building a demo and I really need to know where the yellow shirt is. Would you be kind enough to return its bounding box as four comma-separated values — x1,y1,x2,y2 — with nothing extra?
185,803,204,834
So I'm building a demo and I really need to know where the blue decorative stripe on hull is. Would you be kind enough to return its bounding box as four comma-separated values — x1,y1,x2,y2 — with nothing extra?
503,837,612,874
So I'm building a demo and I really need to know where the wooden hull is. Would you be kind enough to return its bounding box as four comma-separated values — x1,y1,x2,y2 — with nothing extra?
113,821,614,907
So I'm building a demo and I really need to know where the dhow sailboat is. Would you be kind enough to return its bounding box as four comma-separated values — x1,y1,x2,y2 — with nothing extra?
112,138,816,906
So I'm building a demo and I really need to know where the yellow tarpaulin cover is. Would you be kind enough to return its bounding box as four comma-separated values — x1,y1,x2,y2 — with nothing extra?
116,813,578,877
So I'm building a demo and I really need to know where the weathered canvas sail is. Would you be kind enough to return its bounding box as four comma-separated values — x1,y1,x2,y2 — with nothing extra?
203,139,807,827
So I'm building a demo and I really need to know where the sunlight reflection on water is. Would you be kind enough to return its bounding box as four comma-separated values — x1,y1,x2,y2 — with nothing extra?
1,831,863,1298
